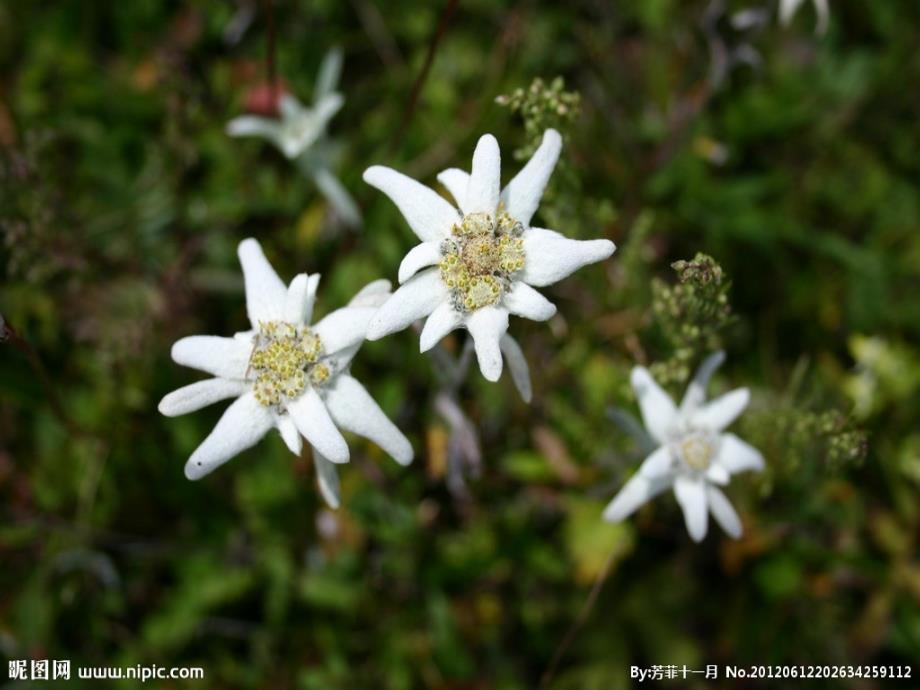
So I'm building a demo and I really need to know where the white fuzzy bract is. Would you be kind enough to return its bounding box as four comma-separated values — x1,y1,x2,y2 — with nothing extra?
159,238,413,508
226,48,361,227
779,0,829,34
603,352,765,542
227,90,343,160
362,129,616,397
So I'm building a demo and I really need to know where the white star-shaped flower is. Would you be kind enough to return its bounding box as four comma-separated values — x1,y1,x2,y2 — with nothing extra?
227,47,344,160
227,90,343,160
779,0,829,34
158,238,413,508
226,48,360,227
603,352,765,542
362,130,616,394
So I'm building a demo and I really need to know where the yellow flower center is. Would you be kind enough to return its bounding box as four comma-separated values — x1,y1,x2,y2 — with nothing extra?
249,320,327,407
678,433,716,472
438,211,526,313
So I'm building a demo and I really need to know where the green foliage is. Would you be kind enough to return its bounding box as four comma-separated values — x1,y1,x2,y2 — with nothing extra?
496,76,581,159
649,252,734,389
744,403,868,484
845,335,920,419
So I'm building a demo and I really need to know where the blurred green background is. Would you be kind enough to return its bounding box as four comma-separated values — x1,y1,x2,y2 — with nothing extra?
1,0,919,687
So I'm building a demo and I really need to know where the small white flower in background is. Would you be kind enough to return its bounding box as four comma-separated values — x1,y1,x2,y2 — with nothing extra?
159,238,413,508
779,0,829,34
226,48,361,228
362,129,616,399
603,352,765,542
228,89,343,161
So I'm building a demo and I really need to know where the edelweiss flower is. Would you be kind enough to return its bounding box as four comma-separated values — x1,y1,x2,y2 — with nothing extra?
362,130,615,394
159,238,412,508
779,0,829,34
603,352,765,541
226,48,361,227
227,89,343,161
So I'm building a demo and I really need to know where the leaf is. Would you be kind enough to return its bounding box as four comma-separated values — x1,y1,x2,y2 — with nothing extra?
564,496,635,585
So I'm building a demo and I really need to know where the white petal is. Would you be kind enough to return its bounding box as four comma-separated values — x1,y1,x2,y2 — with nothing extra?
630,367,678,444
279,94,305,120
466,306,509,382
500,129,562,227
520,228,616,288
780,0,829,33
779,0,802,24
238,238,287,325
499,334,531,403
348,279,392,308
363,166,460,242
603,473,672,522
706,463,730,485
159,378,249,417
325,375,413,465
464,134,501,214
502,282,556,321
171,336,252,379
420,302,463,352
287,387,349,464
304,275,322,323
707,485,742,539
184,392,273,480
327,343,361,373
716,433,765,474
314,306,377,356
226,116,280,141
674,475,709,542
638,445,673,479
437,168,470,212
284,274,316,325
279,135,310,160
691,388,750,431
314,47,343,102
312,92,344,126
604,475,648,522
313,167,362,228
679,351,725,415
366,268,446,340
314,452,341,509
398,242,442,284
277,414,303,455
814,0,830,34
